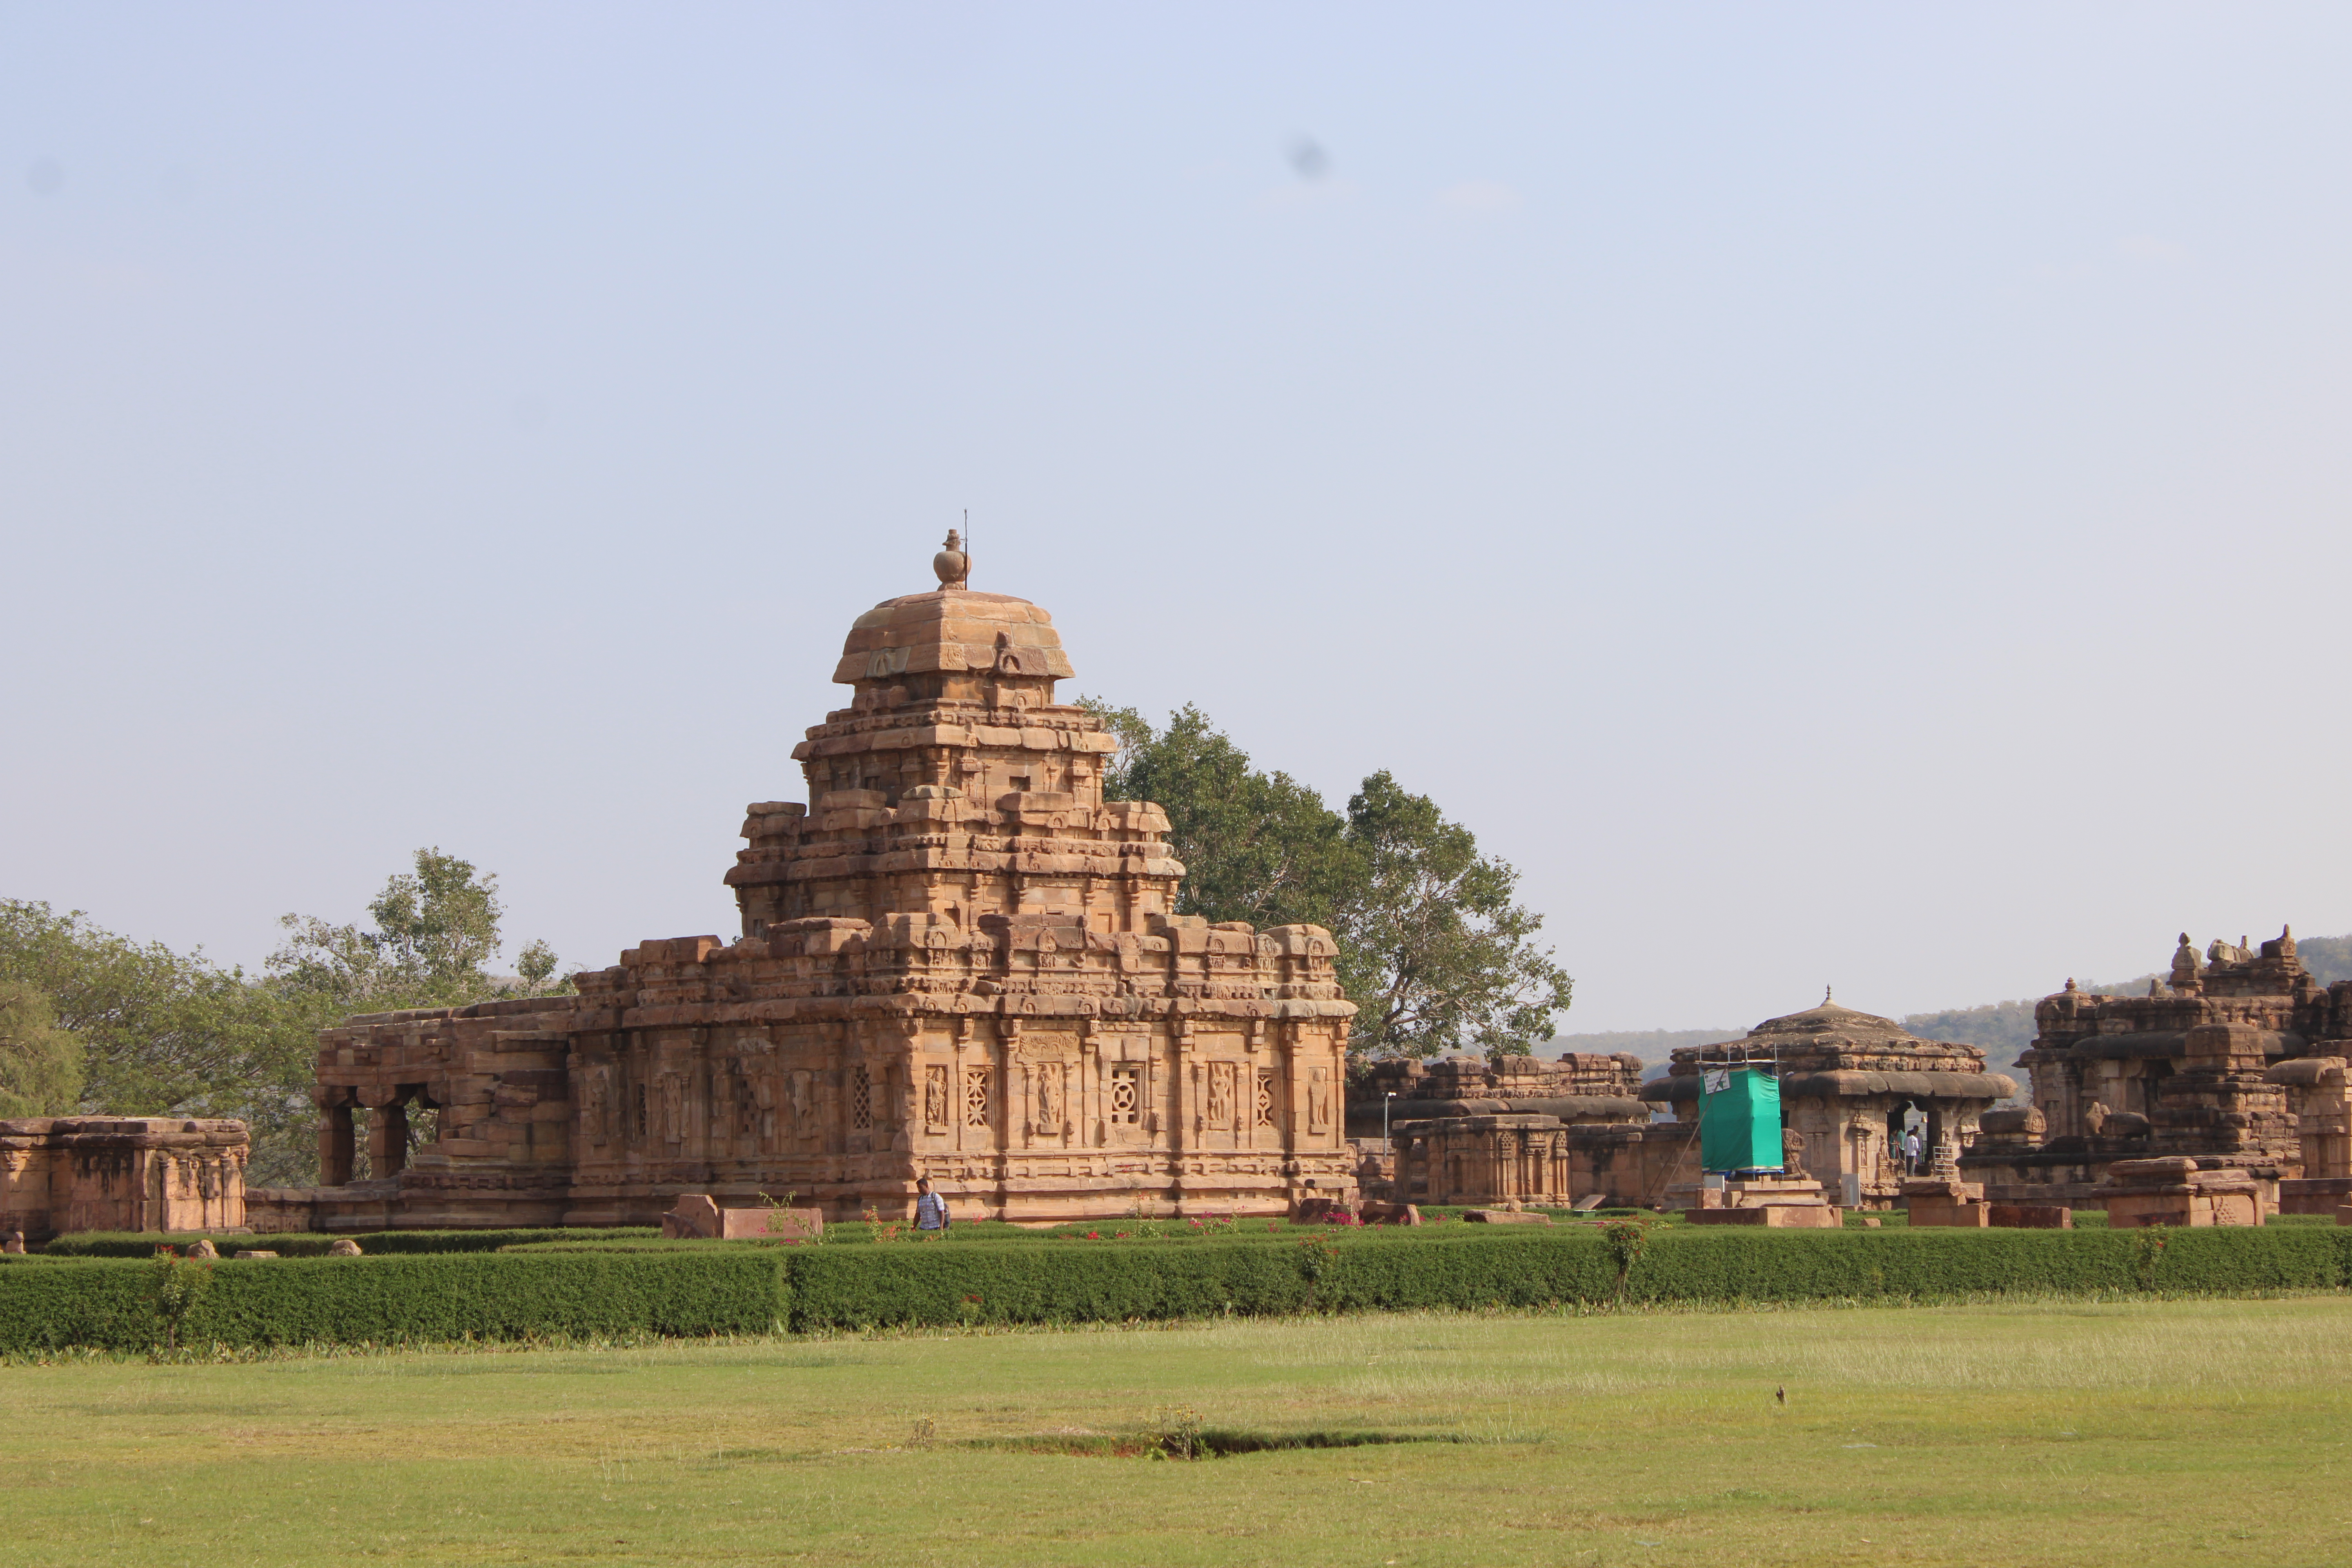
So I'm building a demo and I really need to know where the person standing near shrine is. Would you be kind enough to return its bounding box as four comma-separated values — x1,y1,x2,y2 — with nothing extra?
914,1177,951,1233
1903,1127,1922,1175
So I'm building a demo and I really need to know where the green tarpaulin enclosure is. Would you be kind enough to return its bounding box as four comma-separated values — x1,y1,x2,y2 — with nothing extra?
1699,1067,1783,1172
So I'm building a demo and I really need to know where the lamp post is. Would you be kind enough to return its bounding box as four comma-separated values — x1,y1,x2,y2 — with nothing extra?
1383,1090,1399,1198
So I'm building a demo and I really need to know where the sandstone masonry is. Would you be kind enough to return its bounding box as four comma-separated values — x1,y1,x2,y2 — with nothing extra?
265,537,1359,1230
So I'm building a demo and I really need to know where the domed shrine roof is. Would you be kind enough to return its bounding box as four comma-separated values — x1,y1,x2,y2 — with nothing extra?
1742,991,1912,1045
829,530,1074,686
1645,986,2015,1104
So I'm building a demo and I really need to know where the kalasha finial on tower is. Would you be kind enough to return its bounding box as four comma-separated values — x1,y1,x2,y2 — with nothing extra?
933,528,969,590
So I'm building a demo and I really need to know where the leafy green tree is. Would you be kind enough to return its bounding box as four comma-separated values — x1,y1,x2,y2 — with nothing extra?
0,980,83,1115
1089,702,1357,933
1339,770,1575,1059
0,902,286,1119
1084,704,1574,1060
268,847,557,1009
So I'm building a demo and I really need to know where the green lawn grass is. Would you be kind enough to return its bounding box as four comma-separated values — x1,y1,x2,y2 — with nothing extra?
5,1298,2350,1567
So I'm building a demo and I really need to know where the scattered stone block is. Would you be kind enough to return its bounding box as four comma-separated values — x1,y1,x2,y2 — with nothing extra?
1357,1201,1421,1225
660,1193,724,1240
327,1239,363,1256
1291,1196,1357,1224
185,1238,219,1259
1988,1203,2071,1229
232,1250,279,1260
1676,1174,1843,1228
1572,1195,1606,1211
1460,1208,1551,1225
1903,1177,1990,1227
1688,1204,1840,1228
1,1230,23,1254
2100,1156,2265,1227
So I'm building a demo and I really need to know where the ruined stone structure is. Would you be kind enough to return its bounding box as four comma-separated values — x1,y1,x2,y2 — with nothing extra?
1964,927,2352,1210
1641,995,2015,1209
1359,1053,1691,1209
0,1118,248,1241
274,538,1359,1230
1682,1172,1841,1227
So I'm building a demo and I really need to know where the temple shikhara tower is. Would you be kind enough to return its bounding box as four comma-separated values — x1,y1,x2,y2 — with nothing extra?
264,535,1359,1230
1964,927,2352,1216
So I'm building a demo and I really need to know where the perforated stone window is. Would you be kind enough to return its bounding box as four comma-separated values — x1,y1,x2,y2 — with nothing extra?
1255,1072,1275,1129
851,1064,872,1131
634,1084,648,1140
964,1069,993,1128
1108,1064,1139,1125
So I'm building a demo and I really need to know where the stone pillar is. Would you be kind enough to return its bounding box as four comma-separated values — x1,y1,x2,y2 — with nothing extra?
368,1099,409,1180
1927,1104,1960,1178
320,1102,356,1187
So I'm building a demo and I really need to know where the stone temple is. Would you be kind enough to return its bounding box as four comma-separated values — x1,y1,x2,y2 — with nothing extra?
1354,1052,1682,1209
1643,993,2016,1207
1964,928,2352,1215
255,536,1359,1230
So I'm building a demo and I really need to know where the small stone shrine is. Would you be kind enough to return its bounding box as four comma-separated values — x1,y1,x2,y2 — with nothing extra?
1358,1052,1684,1209
1641,993,2014,1209
1962,928,2352,1212
0,1117,249,1242
263,537,1360,1230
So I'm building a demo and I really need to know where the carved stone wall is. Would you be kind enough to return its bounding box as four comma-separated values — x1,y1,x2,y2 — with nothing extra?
0,1118,249,1241
1964,929,2352,1205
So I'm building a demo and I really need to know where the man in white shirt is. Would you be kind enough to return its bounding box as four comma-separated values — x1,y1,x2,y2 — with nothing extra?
914,1177,951,1232
1903,1129,1922,1175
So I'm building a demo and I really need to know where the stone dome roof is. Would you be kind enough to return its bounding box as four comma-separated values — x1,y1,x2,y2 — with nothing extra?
1742,991,1911,1043
829,588,1075,686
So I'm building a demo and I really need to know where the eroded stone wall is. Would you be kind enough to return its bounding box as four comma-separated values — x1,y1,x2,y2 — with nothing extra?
0,1118,248,1241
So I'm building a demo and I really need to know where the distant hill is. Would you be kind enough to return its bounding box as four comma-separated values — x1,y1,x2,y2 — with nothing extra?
2296,933,2352,984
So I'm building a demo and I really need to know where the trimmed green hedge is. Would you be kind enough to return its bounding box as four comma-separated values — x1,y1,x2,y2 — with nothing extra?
0,1250,783,1353
778,1225,2352,1330
786,1238,1321,1329
40,1228,661,1258
7,1227,2348,1350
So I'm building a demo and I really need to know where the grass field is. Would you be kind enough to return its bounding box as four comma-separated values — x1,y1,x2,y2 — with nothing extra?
6,1298,2350,1568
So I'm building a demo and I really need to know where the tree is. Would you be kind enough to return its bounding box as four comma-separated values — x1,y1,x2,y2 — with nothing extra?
0,901,287,1120
1089,702,1358,933
1083,704,1575,1060
1337,770,1575,1059
0,980,82,1116
267,847,552,1009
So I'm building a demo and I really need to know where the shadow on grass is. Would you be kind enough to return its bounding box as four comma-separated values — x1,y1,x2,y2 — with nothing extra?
967,1427,1478,1460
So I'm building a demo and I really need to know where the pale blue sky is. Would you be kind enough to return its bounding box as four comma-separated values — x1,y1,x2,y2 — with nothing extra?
5,4,2350,1034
